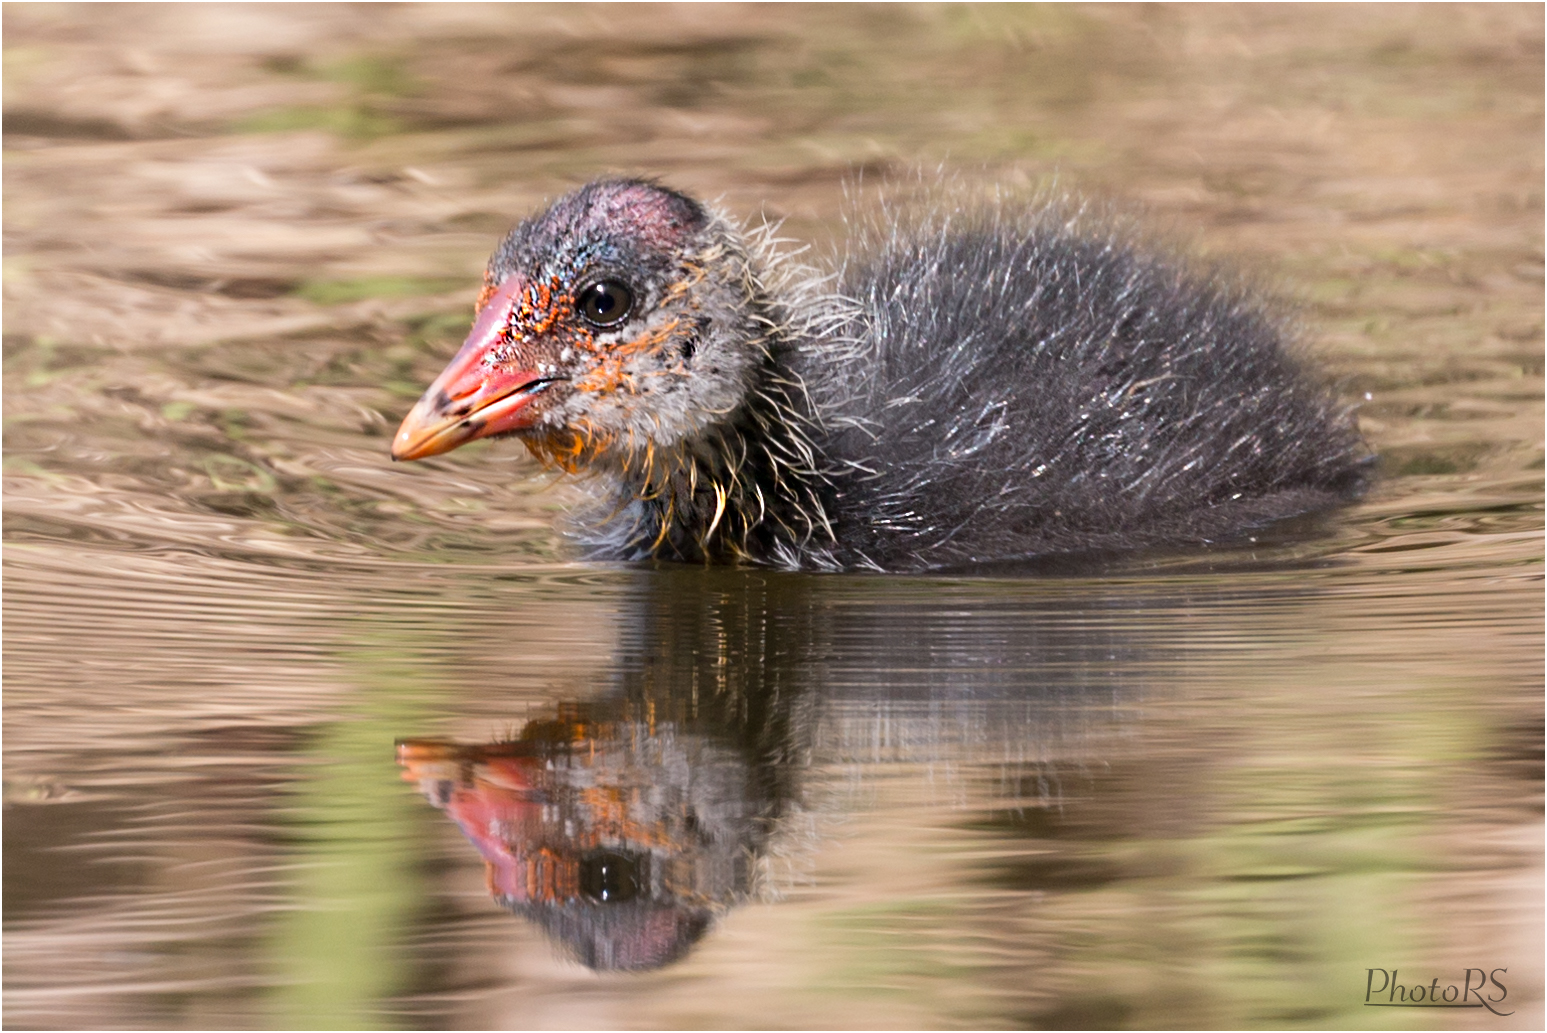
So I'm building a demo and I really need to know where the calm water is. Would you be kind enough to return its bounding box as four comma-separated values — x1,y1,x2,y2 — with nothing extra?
4,5,1542,1030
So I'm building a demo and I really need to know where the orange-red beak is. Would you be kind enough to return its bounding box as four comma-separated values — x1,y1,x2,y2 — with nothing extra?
391,277,560,461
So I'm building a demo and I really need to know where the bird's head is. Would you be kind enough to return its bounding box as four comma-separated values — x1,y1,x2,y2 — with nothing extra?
392,179,766,472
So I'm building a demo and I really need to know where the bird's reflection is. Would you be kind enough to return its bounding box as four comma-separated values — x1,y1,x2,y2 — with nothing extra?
399,567,814,969
396,561,1299,971
398,703,770,971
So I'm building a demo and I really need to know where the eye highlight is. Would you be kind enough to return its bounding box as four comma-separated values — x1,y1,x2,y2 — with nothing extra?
579,849,642,903
576,280,634,328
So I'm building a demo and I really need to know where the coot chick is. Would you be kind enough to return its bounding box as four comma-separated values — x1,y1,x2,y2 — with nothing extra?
393,178,1367,571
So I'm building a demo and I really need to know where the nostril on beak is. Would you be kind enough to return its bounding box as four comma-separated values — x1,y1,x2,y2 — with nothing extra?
442,382,483,404
432,384,486,418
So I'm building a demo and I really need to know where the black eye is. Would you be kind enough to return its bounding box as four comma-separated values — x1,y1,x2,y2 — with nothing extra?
579,849,642,904
576,281,633,328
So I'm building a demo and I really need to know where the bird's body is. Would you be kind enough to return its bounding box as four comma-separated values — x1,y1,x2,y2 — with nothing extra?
393,179,1368,571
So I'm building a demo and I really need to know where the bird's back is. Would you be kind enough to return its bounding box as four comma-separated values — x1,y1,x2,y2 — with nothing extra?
801,201,1368,570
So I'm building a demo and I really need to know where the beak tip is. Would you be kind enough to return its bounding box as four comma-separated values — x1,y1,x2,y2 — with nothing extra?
390,423,455,463
391,409,437,462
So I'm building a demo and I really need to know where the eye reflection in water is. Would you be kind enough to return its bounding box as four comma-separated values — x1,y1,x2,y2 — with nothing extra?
580,850,641,904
